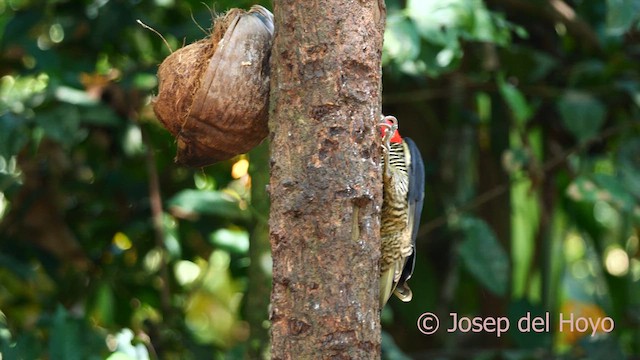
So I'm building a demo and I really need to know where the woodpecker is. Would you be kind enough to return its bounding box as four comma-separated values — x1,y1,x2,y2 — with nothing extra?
378,115,425,307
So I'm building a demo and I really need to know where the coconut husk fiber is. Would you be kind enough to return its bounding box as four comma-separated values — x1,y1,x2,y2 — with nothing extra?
153,6,274,167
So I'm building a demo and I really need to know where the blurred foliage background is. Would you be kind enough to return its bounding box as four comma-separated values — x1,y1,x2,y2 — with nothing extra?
0,0,639,359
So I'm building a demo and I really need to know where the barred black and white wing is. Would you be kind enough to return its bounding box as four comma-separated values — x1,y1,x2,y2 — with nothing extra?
393,137,425,301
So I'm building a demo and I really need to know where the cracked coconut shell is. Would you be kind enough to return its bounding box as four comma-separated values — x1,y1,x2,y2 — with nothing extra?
153,5,274,167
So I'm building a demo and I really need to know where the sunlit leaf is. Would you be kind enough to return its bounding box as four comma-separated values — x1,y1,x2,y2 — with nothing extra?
132,73,158,91
184,250,247,347
231,158,249,180
1,74,49,111
408,0,514,45
174,260,201,286
407,0,462,45
458,217,509,296
0,312,13,347
383,12,420,65
54,86,97,106
107,329,150,360
122,124,144,156
498,75,532,127
89,283,115,326
163,213,182,259
106,352,138,360
210,228,250,254
167,189,249,221
386,0,519,76
557,91,606,143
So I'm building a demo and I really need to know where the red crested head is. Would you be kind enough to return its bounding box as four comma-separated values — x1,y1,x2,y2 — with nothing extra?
380,117,402,143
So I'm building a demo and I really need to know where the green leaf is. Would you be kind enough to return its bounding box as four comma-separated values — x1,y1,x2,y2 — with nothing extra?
0,113,30,159
407,0,514,45
49,306,84,360
48,306,106,360
89,283,115,326
388,0,518,76
567,174,636,211
1,332,41,360
501,147,530,174
163,213,182,258
79,104,122,126
458,217,509,296
0,253,34,279
618,138,640,199
35,103,86,146
167,189,249,221
578,333,627,360
468,7,513,45
107,329,150,360
498,75,532,127
593,174,637,211
566,176,601,203
616,79,640,108
106,352,138,360
407,0,460,44
383,12,421,65
1,9,43,47
381,330,412,360
606,0,640,36
53,86,97,106
557,91,606,143
567,60,606,87
404,0,466,73
210,228,250,254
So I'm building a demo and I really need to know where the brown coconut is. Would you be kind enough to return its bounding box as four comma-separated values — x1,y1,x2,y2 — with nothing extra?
153,5,274,167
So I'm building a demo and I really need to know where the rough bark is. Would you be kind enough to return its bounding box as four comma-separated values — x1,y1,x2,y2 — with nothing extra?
268,0,386,358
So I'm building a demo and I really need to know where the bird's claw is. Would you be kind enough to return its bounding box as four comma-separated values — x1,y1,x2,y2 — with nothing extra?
378,115,398,152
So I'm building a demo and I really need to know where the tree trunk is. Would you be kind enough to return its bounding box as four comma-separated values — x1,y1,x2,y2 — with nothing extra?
268,1,386,358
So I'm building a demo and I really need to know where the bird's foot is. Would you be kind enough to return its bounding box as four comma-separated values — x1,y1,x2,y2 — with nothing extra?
378,115,398,152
